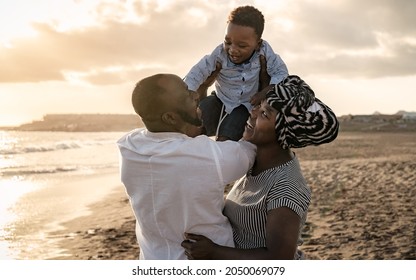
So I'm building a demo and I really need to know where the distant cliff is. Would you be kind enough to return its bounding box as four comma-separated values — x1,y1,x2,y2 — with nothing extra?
14,114,144,132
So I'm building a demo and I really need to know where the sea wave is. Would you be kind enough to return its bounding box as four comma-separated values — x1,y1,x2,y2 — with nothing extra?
0,163,118,177
0,132,121,179
0,166,78,177
0,140,108,155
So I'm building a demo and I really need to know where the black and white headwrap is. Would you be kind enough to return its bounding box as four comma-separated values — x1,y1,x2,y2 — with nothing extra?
266,75,339,149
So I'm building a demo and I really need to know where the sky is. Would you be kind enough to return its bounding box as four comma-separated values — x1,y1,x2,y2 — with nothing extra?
0,0,415,126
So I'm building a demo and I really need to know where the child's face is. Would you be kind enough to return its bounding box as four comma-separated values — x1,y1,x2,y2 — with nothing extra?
224,23,261,65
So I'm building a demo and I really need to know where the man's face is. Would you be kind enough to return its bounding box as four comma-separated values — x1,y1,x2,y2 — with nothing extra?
167,78,203,137
176,106,202,127
175,89,203,127
224,23,261,64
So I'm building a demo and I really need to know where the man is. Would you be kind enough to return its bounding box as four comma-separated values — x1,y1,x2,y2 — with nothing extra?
117,74,256,259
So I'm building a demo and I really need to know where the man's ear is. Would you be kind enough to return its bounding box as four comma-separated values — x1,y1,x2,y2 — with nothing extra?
161,111,177,125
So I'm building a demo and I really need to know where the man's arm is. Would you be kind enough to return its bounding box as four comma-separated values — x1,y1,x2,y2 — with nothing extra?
196,61,222,100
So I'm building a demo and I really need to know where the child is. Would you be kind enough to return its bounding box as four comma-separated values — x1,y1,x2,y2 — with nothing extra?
184,5,288,141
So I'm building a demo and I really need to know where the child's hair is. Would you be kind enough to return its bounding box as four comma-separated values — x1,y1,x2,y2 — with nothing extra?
227,5,265,38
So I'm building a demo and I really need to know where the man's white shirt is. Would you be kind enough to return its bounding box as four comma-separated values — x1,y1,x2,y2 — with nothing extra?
117,128,256,259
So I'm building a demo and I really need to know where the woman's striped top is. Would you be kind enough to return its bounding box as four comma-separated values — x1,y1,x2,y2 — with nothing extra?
223,156,311,259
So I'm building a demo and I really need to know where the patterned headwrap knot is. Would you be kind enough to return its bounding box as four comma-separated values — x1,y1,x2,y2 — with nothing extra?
266,75,339,149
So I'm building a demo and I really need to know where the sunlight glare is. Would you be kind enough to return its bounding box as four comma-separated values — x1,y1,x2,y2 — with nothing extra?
0,0,144,47
0,1,39,46
0,177,40,227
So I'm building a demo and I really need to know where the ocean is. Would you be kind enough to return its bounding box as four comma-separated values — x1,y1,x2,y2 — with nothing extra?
0,130,127,259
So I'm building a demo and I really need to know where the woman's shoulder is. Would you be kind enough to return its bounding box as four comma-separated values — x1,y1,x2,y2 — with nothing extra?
264,157,309,191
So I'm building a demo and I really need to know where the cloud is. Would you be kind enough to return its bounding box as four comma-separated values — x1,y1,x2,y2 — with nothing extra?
0,0,231,84
265,0,416,78
0,0,415,84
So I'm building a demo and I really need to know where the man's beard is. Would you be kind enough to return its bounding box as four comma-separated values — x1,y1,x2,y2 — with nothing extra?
177,109,203,127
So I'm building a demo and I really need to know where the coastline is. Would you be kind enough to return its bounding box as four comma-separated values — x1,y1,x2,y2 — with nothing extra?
0,170,126,260
50,184,139,260
8,131,415,260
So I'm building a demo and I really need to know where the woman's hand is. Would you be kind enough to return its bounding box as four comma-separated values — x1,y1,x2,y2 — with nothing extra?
181,233,218,260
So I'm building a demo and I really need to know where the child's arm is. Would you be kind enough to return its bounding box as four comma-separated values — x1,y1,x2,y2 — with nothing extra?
263,40,289,85
184,44,223,94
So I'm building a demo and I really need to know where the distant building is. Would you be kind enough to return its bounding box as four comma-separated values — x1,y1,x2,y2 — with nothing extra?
338,112,416,132
402,112,416,120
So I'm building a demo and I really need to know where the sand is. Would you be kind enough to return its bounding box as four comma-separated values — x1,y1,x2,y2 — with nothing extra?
50,131,416,260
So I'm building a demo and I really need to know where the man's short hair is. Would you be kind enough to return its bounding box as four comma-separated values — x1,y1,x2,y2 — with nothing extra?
131,74,167,117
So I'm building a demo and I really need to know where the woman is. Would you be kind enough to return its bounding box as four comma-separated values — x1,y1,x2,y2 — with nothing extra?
181,75,339,259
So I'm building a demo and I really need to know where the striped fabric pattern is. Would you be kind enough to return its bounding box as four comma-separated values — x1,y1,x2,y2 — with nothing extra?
224,156,311,259
266,75,339,149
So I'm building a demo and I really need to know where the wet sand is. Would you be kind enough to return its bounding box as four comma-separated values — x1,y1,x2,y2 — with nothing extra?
0,172,124,260
50,131,416,260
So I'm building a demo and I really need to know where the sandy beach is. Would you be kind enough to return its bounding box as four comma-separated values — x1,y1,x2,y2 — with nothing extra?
49,131,415,260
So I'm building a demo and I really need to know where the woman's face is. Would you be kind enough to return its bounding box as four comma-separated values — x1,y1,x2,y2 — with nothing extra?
223,23,261,64
243,100,278,145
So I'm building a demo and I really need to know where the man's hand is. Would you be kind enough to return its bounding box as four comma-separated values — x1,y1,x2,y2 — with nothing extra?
258,54,271,91
196,62,222,100
250,85,274,106
250,55,273,106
